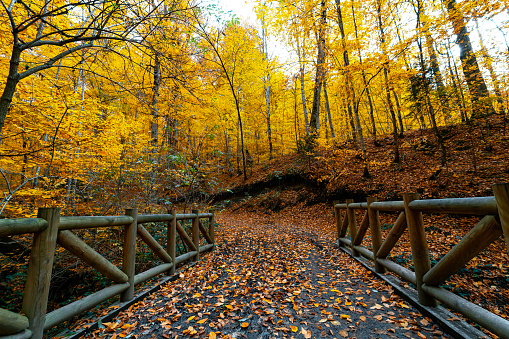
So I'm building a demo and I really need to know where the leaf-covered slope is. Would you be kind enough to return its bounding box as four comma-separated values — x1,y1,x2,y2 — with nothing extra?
213,114,509,205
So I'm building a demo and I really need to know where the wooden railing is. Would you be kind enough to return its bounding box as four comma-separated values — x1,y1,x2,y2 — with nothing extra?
0,208,215,339
333,183,509,339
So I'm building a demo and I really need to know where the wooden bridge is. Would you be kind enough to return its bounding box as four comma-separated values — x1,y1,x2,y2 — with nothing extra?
333,183,509,338
1,183,509,338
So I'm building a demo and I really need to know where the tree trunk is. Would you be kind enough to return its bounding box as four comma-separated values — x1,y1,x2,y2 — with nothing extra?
236,126,240,174
446,37,468,123
351,0,376,142
310,0,327,134
293,78,300,145
415,0,447,165
235,97,247,181
394,10,426,129
474,18,504,115
297,37,310,136
445,0,493,119
265,84,273,159
261,20,273,159
336,0,362,146
300,66,310,136
323,80,335,139
377,0,400,163
393,90,404,136
0,45,22,137
338,0,363,147
424,28,451,123
151,52,161,147
419,9,451,124
324,101,329,139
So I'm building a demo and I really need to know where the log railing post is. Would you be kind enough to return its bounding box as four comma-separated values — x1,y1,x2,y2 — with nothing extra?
493,183,509,255
403,193,436,306
367,197,385,273
168,209,176,275
333,200,342,247
21,207,60,339
346,199,359,256
121,208,137,302
192,209,200,261
209,209,215,245
338,201,350,241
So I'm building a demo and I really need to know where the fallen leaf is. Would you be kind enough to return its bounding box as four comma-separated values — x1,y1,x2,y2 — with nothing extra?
301,328,312,338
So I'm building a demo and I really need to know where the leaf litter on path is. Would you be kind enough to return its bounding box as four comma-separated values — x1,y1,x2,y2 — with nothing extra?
84,209,450,339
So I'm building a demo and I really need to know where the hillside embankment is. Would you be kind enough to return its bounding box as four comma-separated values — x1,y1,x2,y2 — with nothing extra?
211,114,509,206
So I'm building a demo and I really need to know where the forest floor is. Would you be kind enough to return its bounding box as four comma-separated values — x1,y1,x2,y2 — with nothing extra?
84,210,452,339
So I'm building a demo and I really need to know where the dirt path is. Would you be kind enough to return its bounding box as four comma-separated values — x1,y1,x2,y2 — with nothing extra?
85,210,449,339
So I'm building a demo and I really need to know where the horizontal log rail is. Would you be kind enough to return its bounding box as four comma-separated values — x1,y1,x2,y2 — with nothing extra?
0,207,215,339
0,218,48,236
333,183,509,339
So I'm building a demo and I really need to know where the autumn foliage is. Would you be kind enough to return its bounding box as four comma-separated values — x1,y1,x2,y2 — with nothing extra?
0,0,509,337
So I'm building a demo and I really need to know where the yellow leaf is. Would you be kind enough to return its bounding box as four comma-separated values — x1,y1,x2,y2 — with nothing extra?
291,326,298,332
208,332,216,339
340,314,350,319
241,322,249,328
197,318,208,324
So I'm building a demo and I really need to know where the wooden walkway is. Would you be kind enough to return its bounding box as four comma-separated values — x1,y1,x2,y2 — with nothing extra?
2,185,509,339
